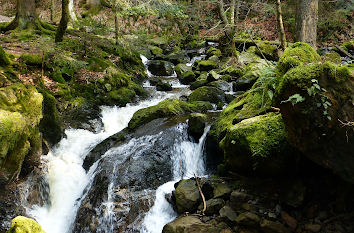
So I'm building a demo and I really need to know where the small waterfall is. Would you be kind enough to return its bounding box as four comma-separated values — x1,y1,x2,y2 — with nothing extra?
141,125,211,233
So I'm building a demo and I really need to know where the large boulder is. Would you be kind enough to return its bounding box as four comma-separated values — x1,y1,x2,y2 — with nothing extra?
162,216,224,233
148,60,175,76
0,84,43,185
175,179,201,213
188,86,225,104
6,216,45,233
197,60,218,71
180,71,196,85
219,113,296,176
175,64,192,78
276,42,321,76
274,62,354,183
128,99,213,130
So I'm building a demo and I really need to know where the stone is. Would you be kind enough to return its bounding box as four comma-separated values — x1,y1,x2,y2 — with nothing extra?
305,224,321,232
213,183,232,199
147,60,174,76
235,212,261,227
198,198,225,216
233,78,257,92
156,82,172,91
180,71,196,85
208,80,231,92
260,219,290,233
188,113,207,141
230,190,251,209
175,64,192,78
175,179,201,214
207,70,221,82
6,216,45,233
188,86,225,104
219,206,237,221
162,216,221,233
197,60,218,71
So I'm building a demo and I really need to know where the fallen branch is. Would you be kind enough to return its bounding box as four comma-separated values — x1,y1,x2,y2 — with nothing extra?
335,45,354,59
194,174,206,215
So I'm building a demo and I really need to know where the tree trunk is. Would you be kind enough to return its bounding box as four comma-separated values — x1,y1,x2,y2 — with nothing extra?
217,0,229,26
295,0,318,48
5,0,38,30
50,0,55,23
276,0,287,50
114,13,119,45
55,0,70,42
87,0,101,8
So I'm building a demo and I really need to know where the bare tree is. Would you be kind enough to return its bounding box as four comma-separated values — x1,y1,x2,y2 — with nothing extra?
276,0,286,50
55,0,70,42
295,0,318,48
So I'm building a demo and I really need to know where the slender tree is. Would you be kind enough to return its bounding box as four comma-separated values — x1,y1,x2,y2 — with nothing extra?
55,0,70,42
295,0,318,48
276,0,287,50
50,0,55,23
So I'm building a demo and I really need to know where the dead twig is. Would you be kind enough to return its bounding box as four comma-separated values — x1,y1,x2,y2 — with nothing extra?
194,174,206,215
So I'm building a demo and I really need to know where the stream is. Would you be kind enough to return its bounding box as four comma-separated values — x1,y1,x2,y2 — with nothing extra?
20,48,213,233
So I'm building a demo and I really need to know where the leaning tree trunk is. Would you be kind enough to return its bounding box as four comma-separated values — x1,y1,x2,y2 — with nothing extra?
276,0,287,50
295,0,318,48
5,0,38,30
55,0,70,42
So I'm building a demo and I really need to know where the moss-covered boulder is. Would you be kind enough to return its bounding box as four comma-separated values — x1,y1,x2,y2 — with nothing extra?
219,113,296,176
190,73,209,90
166,51,189,65
188,113,207,140
175,64,192,78
274,62,354,183
323,52,341,64
147,60,175,76
206,47,222,58
156,81,172,91
256,41,280,61
6,216,45,233
188,86,225,104
175,179,201,213
197,60,218,71
0,84,43,185
180,71,196,85
276,42,321,76
20,53,43,66
128,99,213,130
0,46,11,66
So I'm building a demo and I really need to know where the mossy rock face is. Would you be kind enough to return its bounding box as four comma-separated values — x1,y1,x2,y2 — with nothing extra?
256,41,279,61
219,113,296,176
38,90,62,146
197,60,218,71
188,86,225,104
274,62,354,183
6,216,45,233
180,71,196,85
106,87,136,106
276,42,321,76
0,84,43,185
190,73,209,90
128,99,213,130
0,46,11,66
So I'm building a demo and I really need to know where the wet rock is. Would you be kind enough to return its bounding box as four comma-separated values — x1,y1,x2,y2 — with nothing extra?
207,70,221,82
147,60,175,76
219,206,237,221
188,113,207,141
197,60,218,71
208,80,231,92
198,198,225,216
213,182,232,199
188,86,225,104
233,78,257,92
305,224,321,232
260,219,290,233
175,179,201,214
180,71,196,85
162,216,221,233
230,190,252,209
206,47,222,58
281,211,297,230
6,216,45,233
255,41,280,61
166,51,190,65
156,81,173,91
235,212,261,227
190,73,209,90
274,61,354,183
175,64,192,78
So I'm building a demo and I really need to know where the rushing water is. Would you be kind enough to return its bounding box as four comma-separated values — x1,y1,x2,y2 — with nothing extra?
22,51,213,233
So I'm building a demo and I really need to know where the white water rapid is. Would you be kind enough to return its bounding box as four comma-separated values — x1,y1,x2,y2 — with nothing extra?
141,125,211,233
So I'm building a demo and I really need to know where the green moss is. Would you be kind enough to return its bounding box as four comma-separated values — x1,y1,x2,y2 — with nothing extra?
340,40,353,52
219,113,292,175
323,52,341,64
197,60,218,71
256,41,279,61
107,87,136,106
149,45,163,56
0,45,11,66
276,42,321,76
188,86,225,104
147,37,168,48
20,53,43,66
6,216,45,233
88,57,112,72
128,99,213,130
206,47,222,57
